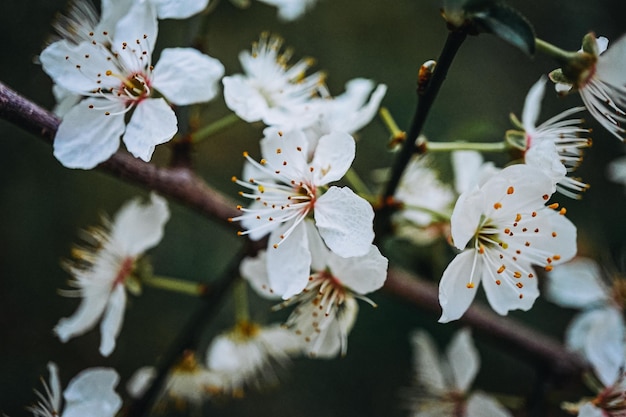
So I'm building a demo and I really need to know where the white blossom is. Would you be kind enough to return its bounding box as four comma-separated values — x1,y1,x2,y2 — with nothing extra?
54,193,170,356
407,329,512,417
438,164,577,322
231,129,375,298
241,222,387,358
607,155,626,190
550,34,626,141
566,372,626,417
40,0,224,169
28,362,121,417
205,322,302,396
256,0,320,21
546,257,625,387
223,32,327,128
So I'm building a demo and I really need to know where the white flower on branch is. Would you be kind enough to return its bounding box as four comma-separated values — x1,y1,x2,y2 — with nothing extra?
518,76,591,198
241,222,387,358
546,257,625,387
406,329,512,417
550,34,626,141
205,322,302,396
438,164,577,323
54,193,170,356
231,129,375,298
39,0,224,169
28,362,121,417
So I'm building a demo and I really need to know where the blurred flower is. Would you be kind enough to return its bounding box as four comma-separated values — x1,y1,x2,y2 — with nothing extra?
563,371,626,417
231,129,375,298
54,193,170,356
546,257,625,387
438,164,577,322
393,155,455,245
407,328,512,417
205,321,302,396
40,0,224,169
549,33,626,141
515,76,591,198
241,222,387,358
256,0,319,21
607,155,626,190
28,362,121,417
223,32,327,128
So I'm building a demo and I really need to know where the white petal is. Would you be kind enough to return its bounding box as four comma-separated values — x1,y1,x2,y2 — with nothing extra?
578,403,605,417
525,140,566,191
123,98,178,162
303,220,329,272
112,1,158,57
126,366,156,399
449,184,484,250
545,257,610,308
446,328,479,392
310,132,355,185
566,307,625,387
315,187,374,257
607,156,626,186
326,244,388,295
99,284,127,356
409,330,448,394
240,251,281,300
110,192,170,256
597,35,626,86
151,0,209,19
63,368,122,417
522,76,547,132
266,221,311,299
54,284,111,343
53,98,125,169
46,362,63,412
152,48,225,105
222,75,268,123
481,257,539,315
261,129,310,180
466,392,513,417
452,150,485,195
438,250,481,323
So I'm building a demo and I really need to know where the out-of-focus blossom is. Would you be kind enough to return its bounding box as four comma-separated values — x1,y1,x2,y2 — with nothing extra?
54,193,170,356
438,164,577,322
607,155,626,190
256,0,320,21
40,1,224,169
241,222,387,358
223,32,326,128
205,321,302,396
549,33,626,141
514,76,591,198
546,257,625,387
407,328,512,417
28,362,121,417
563,371,626,417
393,155,455,245
231,129,375,298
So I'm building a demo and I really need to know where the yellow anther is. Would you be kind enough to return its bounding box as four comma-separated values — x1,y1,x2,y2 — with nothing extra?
515,213,522,222
514,271,522,278
497,265,506,274
466,283,475,289
507,186,514,194
494,202,502,209
548,203,559,209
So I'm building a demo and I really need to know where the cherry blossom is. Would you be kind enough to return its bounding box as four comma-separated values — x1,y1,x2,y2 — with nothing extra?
231,129,375,298
39,1,224,169
407,328,512,417
256,0,320,21
54,193,170,356
438,164,577,322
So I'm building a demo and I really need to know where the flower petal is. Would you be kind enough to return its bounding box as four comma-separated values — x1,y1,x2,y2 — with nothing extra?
222,75,268,123
53,98,126,169
310,132,355,185
112,0,158,58
152,48,225,105
438,250,482,323
240,251,281,300
151,0,209,19
326,244,388,295
54,282,111,343
99,284,127,356
266,221,311,299
545,257,610,308
481,256,539,315
577,403,605,417
466,392,513,417
446,328,479,392
410,330,448,394
123,98,178,162
63,368,122,417
315,186,374,257
597,35,626,86
522,76,547,132
110,192,170,256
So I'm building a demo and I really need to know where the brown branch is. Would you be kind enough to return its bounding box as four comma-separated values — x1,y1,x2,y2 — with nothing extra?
0,80,586,379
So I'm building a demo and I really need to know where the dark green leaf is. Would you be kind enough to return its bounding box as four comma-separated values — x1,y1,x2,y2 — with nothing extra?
470,2,536,56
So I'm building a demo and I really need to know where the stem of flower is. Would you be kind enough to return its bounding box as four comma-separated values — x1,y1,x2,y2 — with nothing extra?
379,107,407,149
190,113,240,143
424,140,509,152
143,275,208,296
382,29,467,203
233,277,250,323
344,168,375,203
535,38,577,64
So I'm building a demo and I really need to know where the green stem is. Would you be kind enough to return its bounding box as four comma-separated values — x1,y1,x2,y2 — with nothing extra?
190,113,240,143
402,204,451,222
233,278,250,323
379,107,406,148
143,275,207,296
535,38,577,64
425,140,509,152
344,168,373,201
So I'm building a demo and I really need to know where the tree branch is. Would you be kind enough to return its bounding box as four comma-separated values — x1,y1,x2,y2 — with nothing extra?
0,80,586,381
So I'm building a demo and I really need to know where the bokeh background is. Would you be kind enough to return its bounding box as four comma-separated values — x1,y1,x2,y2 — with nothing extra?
1,0,625,415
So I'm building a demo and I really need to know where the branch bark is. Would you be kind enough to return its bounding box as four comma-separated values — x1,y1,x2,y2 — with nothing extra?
0,80,586,379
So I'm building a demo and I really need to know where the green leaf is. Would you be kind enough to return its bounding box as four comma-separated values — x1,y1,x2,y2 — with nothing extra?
470,2,536,56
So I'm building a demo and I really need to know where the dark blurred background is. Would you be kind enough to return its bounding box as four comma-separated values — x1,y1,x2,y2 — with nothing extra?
1,0,625,415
